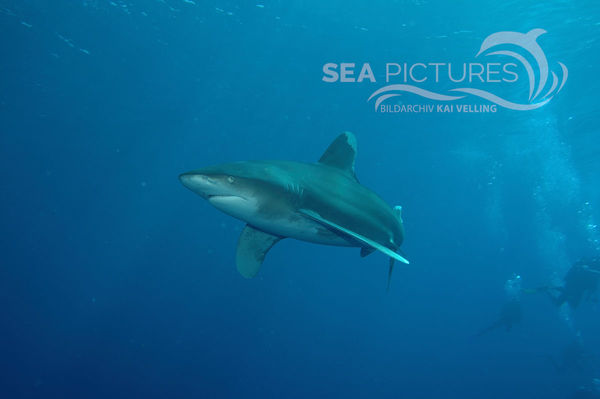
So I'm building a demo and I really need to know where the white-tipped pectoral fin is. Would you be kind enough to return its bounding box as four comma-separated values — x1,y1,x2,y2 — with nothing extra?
298,208,409,264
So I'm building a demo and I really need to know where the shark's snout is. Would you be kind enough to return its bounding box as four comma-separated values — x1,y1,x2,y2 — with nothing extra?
179,171,246,201
178,172,192,186
179,173,219,198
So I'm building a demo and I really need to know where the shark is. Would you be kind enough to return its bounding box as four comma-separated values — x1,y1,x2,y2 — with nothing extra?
179,132,409,288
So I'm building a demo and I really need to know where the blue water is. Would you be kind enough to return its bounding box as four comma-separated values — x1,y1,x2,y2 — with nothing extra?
2,1,600,398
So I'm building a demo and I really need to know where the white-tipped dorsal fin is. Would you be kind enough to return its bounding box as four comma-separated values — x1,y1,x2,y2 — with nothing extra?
393,205,403,222
318,132,358,181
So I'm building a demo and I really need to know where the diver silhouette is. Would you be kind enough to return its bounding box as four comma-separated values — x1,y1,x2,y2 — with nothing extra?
476,274,523,337
538,258,600,309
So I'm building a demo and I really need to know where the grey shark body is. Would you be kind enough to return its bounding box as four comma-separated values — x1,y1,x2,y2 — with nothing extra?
179,132,408,285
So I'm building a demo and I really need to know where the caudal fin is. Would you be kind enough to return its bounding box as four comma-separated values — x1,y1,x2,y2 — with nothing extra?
386,258,395,292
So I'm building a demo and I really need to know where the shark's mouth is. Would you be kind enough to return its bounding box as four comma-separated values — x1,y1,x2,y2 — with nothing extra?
207,195,254,216
207,195,249,206
207,194,246,201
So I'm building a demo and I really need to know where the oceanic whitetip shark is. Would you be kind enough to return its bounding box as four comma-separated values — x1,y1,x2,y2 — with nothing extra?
179,132,409,288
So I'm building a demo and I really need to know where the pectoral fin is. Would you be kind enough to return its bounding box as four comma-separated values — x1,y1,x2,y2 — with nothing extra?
298,208,409,264
236,225,283,278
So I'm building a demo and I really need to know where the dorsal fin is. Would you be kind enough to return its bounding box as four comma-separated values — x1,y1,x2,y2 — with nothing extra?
393,205,403,222
318,132,358,180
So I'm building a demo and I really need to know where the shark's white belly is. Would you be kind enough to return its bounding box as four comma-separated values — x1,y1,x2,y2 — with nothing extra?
208,195,352,246
252,213,353,246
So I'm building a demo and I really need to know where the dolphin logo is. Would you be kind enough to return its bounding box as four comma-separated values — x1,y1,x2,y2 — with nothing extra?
367,29,568,111
476,29,567,102
477,29,548,101
180,132,408,289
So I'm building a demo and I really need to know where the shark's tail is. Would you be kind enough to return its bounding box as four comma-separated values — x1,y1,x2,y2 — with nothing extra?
386,258,395,292
386,249,410,292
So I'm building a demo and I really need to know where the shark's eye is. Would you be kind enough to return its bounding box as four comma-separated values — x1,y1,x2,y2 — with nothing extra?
227,176,235,183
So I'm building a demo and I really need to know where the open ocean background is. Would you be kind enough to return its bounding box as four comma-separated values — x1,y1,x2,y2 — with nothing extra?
1,1,600,398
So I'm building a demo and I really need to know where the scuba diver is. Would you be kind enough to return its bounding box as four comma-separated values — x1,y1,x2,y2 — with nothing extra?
540,257,600,309
475,274,523,337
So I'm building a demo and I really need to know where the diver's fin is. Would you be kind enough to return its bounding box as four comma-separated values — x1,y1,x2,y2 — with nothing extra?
387,258,395,292
318,132,358,181
298,208,409,264
236,225,283,278
360,247,375,257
